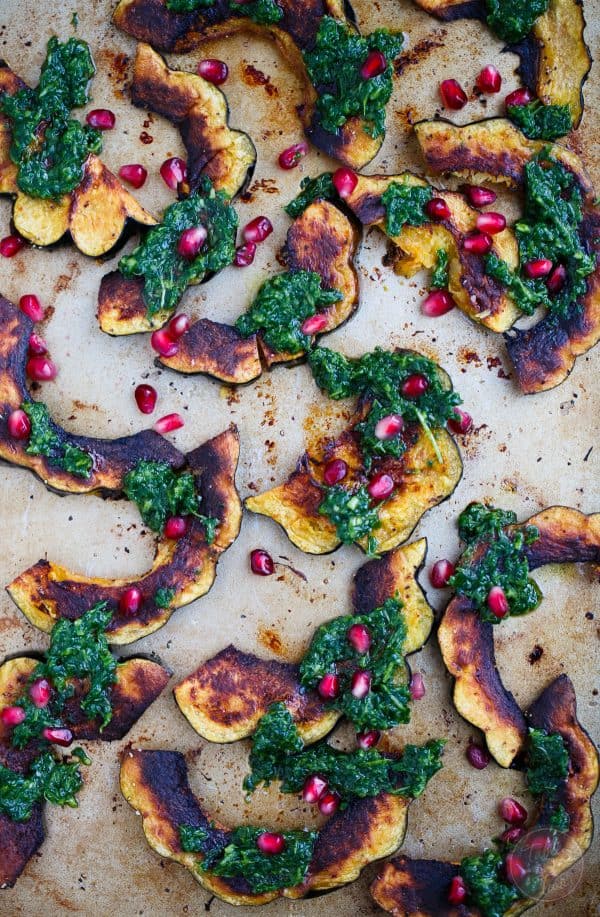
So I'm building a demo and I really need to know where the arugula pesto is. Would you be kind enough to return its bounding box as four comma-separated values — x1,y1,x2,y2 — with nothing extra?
22,401,93,478
0,751,87,822
303,18,403,139
285,173,336,219
431,249,449,289
318,485,381,548
381,181,432,237
0,37,101,199
235,270,342,354
507,101,572,141
123,460,217,541
484,0,549,43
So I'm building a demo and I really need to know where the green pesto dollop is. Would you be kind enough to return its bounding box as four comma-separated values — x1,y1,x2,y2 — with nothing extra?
166,0,214,11
0,750,87,822
22,401,93,478
460,849,521,917
318,484,381,551
431,248,449,289
119,179,237,319
484,0,549,43
526,728,570,797
235,269,342,354
230,0,283,24
123,460,218,541
285,173,336,219
154,587,176,609
0,37,101,200
507,101,572,141
303,17,403,139
381,180,432,236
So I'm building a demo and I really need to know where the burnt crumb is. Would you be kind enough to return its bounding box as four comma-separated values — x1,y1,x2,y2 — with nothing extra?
205,897,215,912
585,611,594,620
528,645,544,664
583,446,593,461
139,131,153,144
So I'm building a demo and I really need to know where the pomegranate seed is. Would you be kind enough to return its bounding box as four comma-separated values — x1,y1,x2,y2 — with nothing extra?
476,65,502,94
168,314,190,339
318,791,340,816
150,329,179,358
429,559,456,588
86,109,115,130
19,294,45,322
367,472,394,501
448,875,468,904
500,826,526,846
476,212,506,234
26,356,57,381
488,585,509,618
500,797,528,825
447,408,473,435
357,729,380,749
410,672,426,700
177,225,207,259
1,705,26,727
505,87,533,108
7,409,31,440
42,727,73,747
250,549,274,576
154,413,184,434
463,232,493,255
524,258,553,279
463,185,497,207
119,587,142,616
422,289,455,316
317,673,340,700
160,157,187,190
504,852,527,885
525,831,554,853
30,679,51,708
466,742,490,770
118,163,148,189
302,774,328,804
134,384,157,415
256,832,285,855
361,49,387,80
425,197,451,221
401,373,429,398
547,263,566,294
278,142,308,169
347,622,371,654
0,234,25,257
301,312,328,336
234,242,256,267
164,516,189,539
332,167,358,199
374,414,404,440
351,669,372,699
439,78,468,110
243,216,273,244
28,333,48,355
323,458,348,486
197,58,229,85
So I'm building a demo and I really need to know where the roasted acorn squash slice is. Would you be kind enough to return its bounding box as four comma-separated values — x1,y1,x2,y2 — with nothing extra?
7,427,241,645
174,539,433,743
438,506,600,767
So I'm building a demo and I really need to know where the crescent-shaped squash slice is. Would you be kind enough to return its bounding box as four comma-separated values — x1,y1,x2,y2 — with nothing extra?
344,174,520,333
438,506,600,767
370,674,599,916
174,539,433,743
113,0,394,170
0,295,185,495
6,427,242,645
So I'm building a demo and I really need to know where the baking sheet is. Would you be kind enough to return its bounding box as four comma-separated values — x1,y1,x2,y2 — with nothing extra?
0,0,598,914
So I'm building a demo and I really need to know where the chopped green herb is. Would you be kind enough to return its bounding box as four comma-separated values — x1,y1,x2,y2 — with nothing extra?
381,181,432,236
431,249,449,289
155,587,176,609
22,401,92,478
243,702,304,792
0,751,86,822
319,484,381,546
285,173,336,218
484,0,549,43
526,728,570,797
209,826,316,892
507,101,572,141
460,849,521,917
230,0,283,24
166,0,214,10
123,460,216,541
548,803,570,833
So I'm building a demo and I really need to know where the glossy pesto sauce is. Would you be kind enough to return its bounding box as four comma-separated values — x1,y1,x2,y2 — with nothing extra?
381,180,432,236
166,0,283,24
0,37,101,200
22,401,93,478
484,0,549,43
507,101,572,141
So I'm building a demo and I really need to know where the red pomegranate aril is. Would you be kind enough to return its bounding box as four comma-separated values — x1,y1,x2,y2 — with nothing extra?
86,108,115,130
256,832,285,855
134,384,157,415
547,263,566,294
500,797,528,825
19,294,45,322
463,184,497,207
150,329,179,358
26,355,57,382
368,472,394,502
28,333,48,355
0,234,25,257
500,826,526,846
119,587,142,616
440,78,468,110
361,49,387,80
447,408,473,435
357,729,380,749
374,413,403,440
347,622,371,654
476,211,506,234
317,673,340,700
164,516,189,539
323,458,348,486
526,831,554,854
301,312,328,335
476,65,502,94
332,167,358,199
422,289,455,316
154,413,184,434
466,742,491,770
30,679,51,708
234,241,256,267
278,141,308,169
250,549,274,576
168,314,190,339
1,705,26,727
118,163,148,189
488,585,509,618
410,672,426,700
463,231,493,255
178,225,207,259
302,774,328,804
318,791,340,816
7,409,31,440
505,87,533,108
198,58,229,85
448,875,468,904
524,258,553,279
42,727,73,747
425,197,451,221
401,373,429,398
430,559,456,588
160,156,187,190
243,216,273,244
504,852,527,885
351,669,372,699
